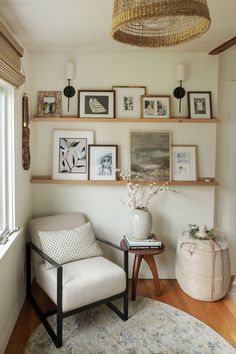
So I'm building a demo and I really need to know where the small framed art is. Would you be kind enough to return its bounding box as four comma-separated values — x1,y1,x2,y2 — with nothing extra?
187,91,212,119
88,145,118,181
172,145,197,181
37,91,62,118
52,130,94,180
130,131,171,181
142,95,170,118
112,86,146,118
78,90,115,118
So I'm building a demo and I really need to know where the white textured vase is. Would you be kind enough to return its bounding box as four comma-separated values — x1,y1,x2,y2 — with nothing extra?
129,208,152,240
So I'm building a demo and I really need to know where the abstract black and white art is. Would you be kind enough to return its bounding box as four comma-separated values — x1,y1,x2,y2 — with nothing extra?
78,90,115,118
88,145,118,181
53,130,94,180
130,131,171,181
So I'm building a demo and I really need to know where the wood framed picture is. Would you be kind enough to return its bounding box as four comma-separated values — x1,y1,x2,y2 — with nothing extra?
78,90,115,118
112,86,146,118
37,91,62,118
172,145,197,181
52,130,94,180
142,95,170,118
187,91,212,119
130,131,171,181
88,145,118,180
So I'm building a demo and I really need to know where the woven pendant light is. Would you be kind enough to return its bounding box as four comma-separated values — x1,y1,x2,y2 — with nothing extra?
112,0,211,47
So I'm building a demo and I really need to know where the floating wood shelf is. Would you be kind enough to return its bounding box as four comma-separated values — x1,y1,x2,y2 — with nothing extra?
31,176,219,186
31,116,220,123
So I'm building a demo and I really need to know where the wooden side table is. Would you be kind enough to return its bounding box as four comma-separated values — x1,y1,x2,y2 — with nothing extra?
120,239,165,301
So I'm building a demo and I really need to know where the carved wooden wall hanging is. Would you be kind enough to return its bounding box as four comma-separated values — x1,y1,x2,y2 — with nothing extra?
22,94,30,170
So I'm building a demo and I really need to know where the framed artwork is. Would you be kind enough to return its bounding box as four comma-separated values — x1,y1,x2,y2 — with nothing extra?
130,131,171,181
52,130,94,180
187,91,212,119
88,145,118,180
142,95,170,118
37,91,62,118
172,145,197,181
78,90,115,118
112,86,146,118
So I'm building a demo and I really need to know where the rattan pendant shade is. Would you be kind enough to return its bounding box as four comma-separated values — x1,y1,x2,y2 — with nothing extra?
112,0,211,47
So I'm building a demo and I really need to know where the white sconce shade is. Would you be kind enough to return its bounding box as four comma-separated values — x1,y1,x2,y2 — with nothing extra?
66,62,74,80
176,64,186,82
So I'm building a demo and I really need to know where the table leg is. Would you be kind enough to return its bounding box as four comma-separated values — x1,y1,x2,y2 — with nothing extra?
131,254,143,301
143,255,161,296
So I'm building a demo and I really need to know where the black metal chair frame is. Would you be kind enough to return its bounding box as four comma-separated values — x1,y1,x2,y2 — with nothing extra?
26,236,129,348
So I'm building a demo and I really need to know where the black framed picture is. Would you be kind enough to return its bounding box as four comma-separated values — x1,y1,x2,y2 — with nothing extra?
187,91,212,119
88,145,118,180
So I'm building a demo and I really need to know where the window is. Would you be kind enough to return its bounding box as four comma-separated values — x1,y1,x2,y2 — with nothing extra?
0,79,15,236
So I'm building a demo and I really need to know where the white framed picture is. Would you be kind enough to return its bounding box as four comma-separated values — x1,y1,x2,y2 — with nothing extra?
52,130,94,180
172,145,197,181
112,86,146,118
88,145,118,180
78,90,115,118
142,95,170,118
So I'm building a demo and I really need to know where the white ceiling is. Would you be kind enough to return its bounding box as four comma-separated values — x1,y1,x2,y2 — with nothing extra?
0,0,235,53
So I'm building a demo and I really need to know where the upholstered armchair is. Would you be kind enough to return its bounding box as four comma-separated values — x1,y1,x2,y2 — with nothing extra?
26,212,128,348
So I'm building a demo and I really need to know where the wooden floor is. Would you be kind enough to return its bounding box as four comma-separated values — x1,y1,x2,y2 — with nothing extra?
5,279,236,354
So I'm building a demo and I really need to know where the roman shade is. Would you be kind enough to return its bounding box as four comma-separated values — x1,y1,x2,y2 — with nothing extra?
0,19,25,87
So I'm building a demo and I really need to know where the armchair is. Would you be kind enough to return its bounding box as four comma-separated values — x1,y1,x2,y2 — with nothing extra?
26,212,128,348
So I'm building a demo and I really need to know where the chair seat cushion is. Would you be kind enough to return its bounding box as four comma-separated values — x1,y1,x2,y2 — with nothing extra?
38,222,103,269
36,256,126,312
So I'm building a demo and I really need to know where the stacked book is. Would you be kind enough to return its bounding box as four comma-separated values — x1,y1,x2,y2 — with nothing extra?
123,233,163,250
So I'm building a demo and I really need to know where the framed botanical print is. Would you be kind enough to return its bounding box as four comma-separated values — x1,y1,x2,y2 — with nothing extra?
78,90,115,118
37,91,62,118
172,145,197,181
52,130,94,180
88,145,118,180
142,95,170,118
187,91,212,119
130,131,171,181
112,86,146,118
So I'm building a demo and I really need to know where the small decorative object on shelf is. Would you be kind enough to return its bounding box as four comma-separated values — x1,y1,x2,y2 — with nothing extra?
37,91,62,118
175,224,231,301
142,95,170,119
112,86,146,118
187,91,212,119
78,90,115,118
123,233,163,249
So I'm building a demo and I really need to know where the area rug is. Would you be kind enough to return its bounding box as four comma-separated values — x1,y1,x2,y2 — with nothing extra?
23,297,235,354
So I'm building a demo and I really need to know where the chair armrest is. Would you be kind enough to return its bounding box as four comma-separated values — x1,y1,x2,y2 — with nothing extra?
27,242,62,269
95,236,125,252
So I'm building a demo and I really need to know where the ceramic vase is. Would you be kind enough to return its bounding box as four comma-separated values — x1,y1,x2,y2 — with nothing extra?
129,208,152,240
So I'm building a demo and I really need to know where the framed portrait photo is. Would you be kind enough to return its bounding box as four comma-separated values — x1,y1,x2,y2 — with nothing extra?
112,86,146,118
78,90,115,118
142,95,170,118
130,131,171,181
52,130,94,180
172,145,197,181
187,91,212,119
37,91,62,118
88,145,118,181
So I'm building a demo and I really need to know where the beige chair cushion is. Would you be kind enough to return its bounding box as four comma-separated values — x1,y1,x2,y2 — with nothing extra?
38,222,103,269
35,256,126,312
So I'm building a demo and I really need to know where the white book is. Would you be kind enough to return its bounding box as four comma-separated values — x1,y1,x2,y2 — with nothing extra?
124,234,162,247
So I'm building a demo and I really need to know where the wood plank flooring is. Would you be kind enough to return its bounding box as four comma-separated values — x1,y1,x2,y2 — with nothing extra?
5,280,236,354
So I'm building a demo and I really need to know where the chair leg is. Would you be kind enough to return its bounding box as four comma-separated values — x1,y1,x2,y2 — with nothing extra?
123,290,129,321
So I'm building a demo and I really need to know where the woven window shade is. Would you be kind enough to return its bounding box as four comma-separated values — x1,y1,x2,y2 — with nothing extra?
112,0,211,47
0,19,25,87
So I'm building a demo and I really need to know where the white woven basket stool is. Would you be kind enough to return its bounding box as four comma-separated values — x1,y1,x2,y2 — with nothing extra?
175,236,231,301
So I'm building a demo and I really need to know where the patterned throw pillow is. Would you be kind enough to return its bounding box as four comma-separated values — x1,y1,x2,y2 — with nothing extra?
38,222,103,269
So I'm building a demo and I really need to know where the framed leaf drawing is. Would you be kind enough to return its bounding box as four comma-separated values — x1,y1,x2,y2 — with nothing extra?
52,130,94,180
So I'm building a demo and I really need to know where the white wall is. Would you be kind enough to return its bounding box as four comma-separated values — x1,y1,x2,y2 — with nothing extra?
31,52,219,278
216,50,236,274
0,50,32,353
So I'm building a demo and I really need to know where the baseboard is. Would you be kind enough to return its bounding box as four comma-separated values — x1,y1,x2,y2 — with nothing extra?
0,292,25,354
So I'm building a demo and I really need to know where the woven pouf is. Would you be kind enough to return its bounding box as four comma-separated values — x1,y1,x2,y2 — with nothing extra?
175,236,231,301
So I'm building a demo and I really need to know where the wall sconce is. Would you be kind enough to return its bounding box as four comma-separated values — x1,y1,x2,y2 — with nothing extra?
173,64,186,114
63,62,75,112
